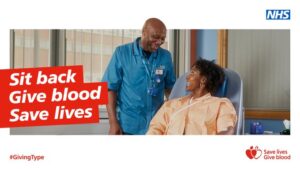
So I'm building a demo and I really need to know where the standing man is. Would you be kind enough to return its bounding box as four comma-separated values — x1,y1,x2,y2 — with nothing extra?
102,18,176,135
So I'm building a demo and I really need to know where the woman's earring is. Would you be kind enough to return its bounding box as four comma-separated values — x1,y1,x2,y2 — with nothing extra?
200,82,204,90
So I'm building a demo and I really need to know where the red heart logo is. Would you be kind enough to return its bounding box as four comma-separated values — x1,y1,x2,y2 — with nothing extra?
246,149,254,159
251,149,257,157
246,146,262,159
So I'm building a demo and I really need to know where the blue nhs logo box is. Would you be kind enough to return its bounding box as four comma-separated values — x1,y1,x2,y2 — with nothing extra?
266,10,290,20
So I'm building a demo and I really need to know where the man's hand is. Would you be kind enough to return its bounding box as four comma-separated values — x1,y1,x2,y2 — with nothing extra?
109,122,122,135
164,88,172,100
106,90,122,135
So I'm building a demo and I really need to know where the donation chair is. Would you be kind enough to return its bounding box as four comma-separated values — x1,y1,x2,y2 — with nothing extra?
168,68,244,135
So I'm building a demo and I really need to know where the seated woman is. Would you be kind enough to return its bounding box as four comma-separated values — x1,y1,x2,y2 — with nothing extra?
147,59,237,135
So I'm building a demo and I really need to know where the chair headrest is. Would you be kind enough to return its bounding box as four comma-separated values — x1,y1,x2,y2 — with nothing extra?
214,74,228,97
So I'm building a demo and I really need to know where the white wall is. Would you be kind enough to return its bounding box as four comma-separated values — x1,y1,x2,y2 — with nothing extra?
228,30,290,110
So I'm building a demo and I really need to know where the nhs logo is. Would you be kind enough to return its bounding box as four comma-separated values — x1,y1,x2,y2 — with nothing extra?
266,9,290,20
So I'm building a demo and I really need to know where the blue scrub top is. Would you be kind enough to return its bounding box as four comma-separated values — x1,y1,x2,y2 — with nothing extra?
102,37,176,134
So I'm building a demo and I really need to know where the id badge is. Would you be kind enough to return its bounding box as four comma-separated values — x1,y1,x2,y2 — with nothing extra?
155,69,163,75
155,65,164,75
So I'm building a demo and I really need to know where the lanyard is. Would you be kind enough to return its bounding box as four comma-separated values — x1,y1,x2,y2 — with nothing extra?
142,58,156,79
136,38,157,79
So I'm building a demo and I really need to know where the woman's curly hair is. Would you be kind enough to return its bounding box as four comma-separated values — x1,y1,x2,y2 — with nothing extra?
193,59,225,94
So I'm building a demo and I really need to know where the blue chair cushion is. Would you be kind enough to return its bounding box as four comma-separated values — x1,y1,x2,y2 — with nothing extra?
214,75,228,97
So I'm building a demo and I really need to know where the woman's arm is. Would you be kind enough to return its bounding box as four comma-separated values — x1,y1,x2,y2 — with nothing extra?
146,102,170,135
216,99,237,135
217,126,235,135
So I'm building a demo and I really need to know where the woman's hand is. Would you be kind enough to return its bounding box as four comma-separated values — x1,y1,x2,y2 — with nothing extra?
217,126,235,135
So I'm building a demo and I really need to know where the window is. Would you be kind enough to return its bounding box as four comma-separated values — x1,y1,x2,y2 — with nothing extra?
13,30,50,68
12,29,172,119
65,29,169,82
12,29,170,79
